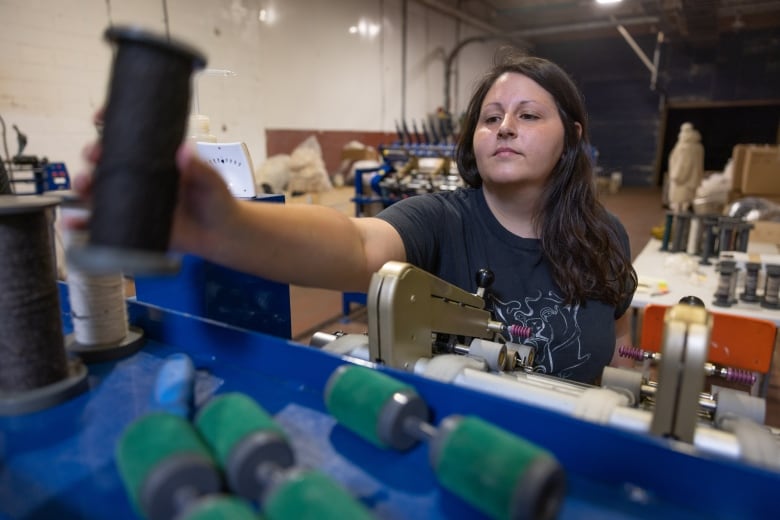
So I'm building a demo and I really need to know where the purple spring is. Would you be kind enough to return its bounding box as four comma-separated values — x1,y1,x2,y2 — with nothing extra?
723,367,756,385
618,344,645,361
508,324,531,339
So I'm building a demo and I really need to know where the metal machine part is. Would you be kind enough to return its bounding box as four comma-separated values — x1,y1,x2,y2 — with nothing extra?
311,264,779,469
310,350,778,468
601,369,767,425
412,355,776,468
366,262,506,370
618,344,757,387
310,331,371,361
196,142,257,199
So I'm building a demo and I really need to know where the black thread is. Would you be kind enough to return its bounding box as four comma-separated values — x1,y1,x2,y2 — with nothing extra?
0,203,68,391
89,26,206,253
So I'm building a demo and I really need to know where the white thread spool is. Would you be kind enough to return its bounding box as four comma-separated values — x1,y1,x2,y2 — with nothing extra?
61,200,144,361
686,215,701,255
67,269,129,346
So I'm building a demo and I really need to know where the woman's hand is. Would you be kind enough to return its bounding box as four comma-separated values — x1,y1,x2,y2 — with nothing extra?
169,145,238,257
58,140,102,232
66,116,237,259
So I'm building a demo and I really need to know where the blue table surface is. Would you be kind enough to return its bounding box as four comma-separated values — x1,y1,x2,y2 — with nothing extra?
1,288,778,520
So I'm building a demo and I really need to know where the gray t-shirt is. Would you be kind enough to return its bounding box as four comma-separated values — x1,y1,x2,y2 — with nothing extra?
377,187,632,384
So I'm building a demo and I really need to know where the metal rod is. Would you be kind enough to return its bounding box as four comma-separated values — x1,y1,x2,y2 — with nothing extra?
612,16,656,74
512,15,659,37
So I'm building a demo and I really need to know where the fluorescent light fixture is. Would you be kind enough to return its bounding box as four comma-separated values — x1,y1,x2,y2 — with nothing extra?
596,0,622,4
258,4,277,24
348,18,381,38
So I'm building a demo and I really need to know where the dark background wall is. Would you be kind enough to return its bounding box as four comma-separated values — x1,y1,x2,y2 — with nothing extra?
536,27,780,187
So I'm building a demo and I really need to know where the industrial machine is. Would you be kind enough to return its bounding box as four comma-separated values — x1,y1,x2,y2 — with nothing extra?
352,143,463,218
2,85,778,516
196,141,257,200
2,249,780,518
311,261,780,471
5,19,777,513
0,123,71,195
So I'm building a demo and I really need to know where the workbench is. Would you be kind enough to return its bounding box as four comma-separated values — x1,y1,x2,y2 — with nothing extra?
631,237,780,325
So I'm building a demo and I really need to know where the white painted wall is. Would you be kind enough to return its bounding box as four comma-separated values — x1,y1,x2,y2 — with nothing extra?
0,0,500,175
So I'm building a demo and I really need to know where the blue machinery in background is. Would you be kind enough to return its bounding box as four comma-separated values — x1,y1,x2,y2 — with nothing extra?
5,159,71,195
134,254,291,340
133,193,292,340
2,273,780,519
345,142,462,315
1,122,72,196
351,143,461,218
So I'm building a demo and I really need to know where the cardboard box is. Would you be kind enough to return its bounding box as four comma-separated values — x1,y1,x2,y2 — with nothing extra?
751,220,780,246
740,145,780,196
731,144,749,192
341,147,379,162
727,188,743,204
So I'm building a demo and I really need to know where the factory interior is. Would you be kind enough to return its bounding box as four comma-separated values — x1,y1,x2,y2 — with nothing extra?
2,0,780,519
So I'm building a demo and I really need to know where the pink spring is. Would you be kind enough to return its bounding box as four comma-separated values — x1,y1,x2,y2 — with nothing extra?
723,367,756,386
618,344,645,361
508,324,531,339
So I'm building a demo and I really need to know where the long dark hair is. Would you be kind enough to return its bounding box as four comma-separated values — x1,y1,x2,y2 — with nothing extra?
455,51,637,308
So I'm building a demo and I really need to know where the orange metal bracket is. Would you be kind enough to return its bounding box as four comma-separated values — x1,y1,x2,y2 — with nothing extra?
640,304,777,373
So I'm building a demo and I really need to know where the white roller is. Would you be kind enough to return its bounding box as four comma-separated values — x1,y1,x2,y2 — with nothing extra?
714,388,766,427
414,354,486,382
468,338,506,371
321,334,371,361
574,388,630,423
601,366,643,406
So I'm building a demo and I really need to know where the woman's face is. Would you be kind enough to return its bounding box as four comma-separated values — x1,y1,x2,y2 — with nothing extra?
473,72,567,191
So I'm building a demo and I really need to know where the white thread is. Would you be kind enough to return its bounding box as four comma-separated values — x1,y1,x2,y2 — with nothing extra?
686,216,701,255
62,207,129,347
67,269,129,346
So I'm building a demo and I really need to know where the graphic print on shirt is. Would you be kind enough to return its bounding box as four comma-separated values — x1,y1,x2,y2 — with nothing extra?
489,290,589,379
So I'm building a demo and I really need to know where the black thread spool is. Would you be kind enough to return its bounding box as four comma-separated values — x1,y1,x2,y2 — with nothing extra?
670,213,691,253
68,26,207,275
712,260,736,308
735,222,753,252
699,216,719,265
0,196,88,415
740,262,761,303
717,216,740,253
660,212,673,251
761,265,780,310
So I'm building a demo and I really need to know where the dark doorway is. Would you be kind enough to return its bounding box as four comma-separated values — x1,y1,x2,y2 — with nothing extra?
656,100,780,186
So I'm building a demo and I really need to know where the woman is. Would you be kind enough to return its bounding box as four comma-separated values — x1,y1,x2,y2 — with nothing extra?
77,52,636,384
374,53,637,383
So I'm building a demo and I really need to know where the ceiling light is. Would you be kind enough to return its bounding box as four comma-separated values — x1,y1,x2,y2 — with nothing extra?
348,18,381,39
596,0,623,5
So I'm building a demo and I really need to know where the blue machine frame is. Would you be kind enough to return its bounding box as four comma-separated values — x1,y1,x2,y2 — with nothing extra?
132,193,292,339
134,254,292,339
1,283,778,519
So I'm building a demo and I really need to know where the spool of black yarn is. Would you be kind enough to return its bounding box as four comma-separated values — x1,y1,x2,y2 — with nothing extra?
0,195,88,415
69,26,207,275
